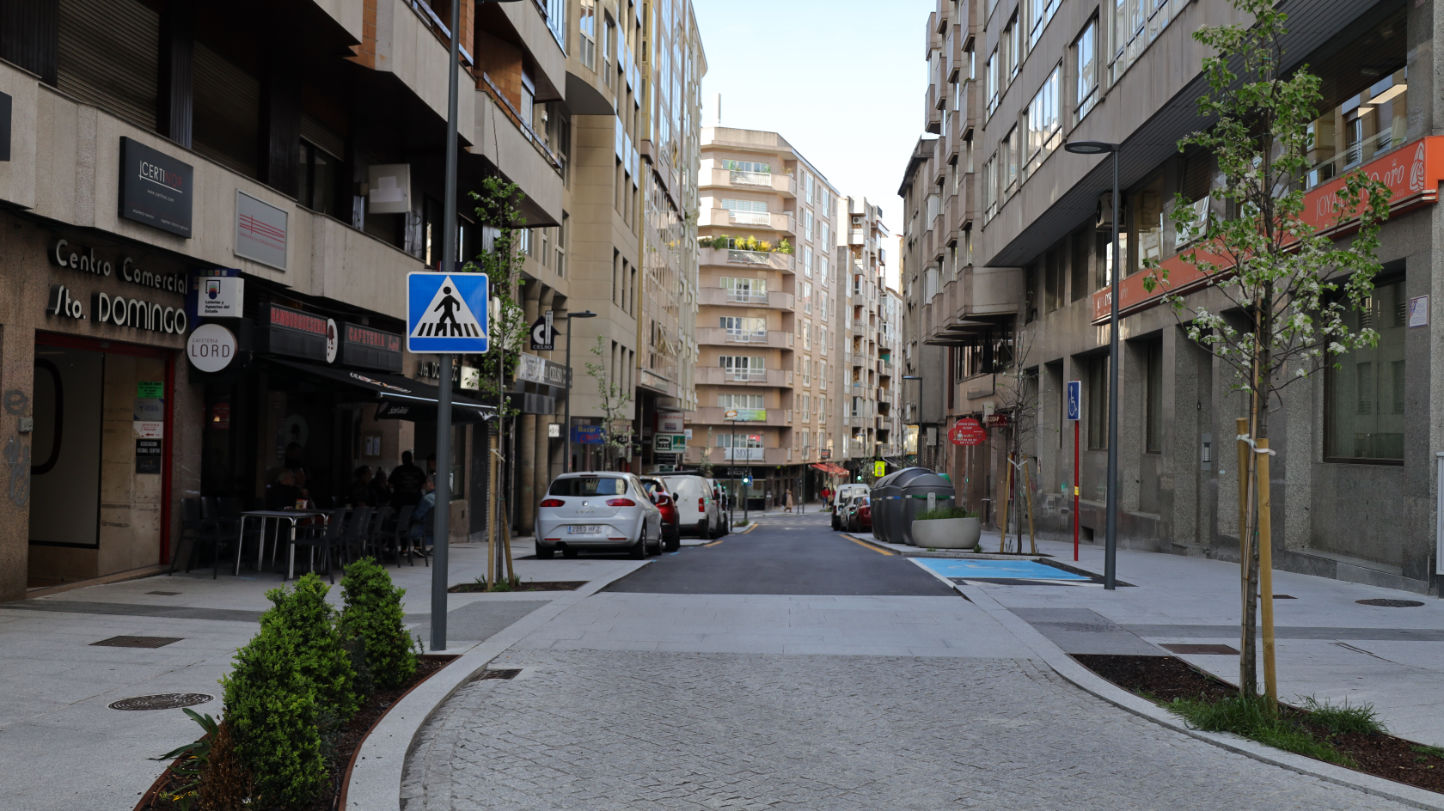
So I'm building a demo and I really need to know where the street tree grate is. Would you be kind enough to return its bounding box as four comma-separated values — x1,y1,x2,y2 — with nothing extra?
110,693,213,711
471,669,521,683
91,635,183,648
1356,599,1425,608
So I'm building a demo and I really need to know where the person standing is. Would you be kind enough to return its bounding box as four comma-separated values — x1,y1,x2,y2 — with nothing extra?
388,451,426,509
784,489,795,514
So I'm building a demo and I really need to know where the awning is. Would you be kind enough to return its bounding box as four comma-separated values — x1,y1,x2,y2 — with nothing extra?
810,463,848,476
267,359,496,423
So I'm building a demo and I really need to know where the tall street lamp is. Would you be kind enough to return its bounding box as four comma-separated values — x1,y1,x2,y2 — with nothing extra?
1064,139,1120,591
562,310,597,473
724,409,739,526
902,374,923,469
433,0,525,652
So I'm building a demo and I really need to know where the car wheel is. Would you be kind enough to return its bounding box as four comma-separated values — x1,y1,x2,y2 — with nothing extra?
664,528,680,552
649,525,663,555
536,545,554,559
631,527,648,559
831,516,840,530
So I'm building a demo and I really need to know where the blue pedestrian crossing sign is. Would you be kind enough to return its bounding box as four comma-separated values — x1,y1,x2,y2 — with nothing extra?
407,272,489,353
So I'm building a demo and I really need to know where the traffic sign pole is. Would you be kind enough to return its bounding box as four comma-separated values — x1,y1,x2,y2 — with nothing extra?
1066,380,1081,563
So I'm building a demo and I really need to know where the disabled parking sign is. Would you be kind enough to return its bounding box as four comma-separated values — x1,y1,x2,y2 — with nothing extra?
407,272,489,353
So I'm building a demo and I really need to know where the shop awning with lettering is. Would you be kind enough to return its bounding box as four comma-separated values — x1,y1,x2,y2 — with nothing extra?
267,359,495,423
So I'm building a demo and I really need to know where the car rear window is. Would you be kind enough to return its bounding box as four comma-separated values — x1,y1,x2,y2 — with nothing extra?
549,476,627,496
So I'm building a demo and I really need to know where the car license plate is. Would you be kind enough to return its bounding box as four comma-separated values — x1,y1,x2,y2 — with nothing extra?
568,525,601,535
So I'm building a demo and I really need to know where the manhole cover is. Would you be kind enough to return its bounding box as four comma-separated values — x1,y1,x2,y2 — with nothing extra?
91,635,183,648
1356,598,1425,608
110,693,213,711
471,668,521,683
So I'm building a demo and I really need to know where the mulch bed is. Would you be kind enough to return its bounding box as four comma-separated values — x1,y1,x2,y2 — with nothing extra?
1074,654,1444,795
139,654,455,810
447,580,586,593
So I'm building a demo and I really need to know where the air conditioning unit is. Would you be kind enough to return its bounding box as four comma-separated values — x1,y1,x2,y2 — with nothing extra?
1095,192,1115,232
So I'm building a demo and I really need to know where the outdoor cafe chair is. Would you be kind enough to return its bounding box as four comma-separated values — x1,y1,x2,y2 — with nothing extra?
288,508,345,582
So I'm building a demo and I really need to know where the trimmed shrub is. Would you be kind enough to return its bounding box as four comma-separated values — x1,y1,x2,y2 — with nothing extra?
340,558,417,690
259,574,360,723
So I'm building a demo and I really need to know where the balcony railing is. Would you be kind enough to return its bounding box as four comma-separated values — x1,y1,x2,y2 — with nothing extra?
696,327,794,349
699,208,796,233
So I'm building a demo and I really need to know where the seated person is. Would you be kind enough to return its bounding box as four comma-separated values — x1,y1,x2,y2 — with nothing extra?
265,470,307,510
407,474,437,551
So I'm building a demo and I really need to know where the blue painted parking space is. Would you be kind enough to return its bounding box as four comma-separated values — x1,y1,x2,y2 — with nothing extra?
914,558,1092,582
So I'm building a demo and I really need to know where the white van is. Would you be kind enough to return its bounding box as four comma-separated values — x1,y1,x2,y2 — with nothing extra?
830,483,870,530
660,474,725,538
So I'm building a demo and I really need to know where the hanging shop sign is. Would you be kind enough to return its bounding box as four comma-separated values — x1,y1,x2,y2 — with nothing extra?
187,323,238,373
658,411,684,433
196,275,245,318
262,304,328,361
949,418,987,446
235,190,288,270
118,136,193,238
339,323,402,372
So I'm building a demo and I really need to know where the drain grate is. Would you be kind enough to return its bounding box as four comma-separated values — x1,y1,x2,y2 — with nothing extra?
110,693,213,711
1274,594,1296,599
471,668,521,683
91,635,183,648
1356,598,1425,608
1161,643,1240,655
146,591,181,596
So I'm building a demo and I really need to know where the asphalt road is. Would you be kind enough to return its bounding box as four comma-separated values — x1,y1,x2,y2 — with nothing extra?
607,511,957,597
399,511,1409,810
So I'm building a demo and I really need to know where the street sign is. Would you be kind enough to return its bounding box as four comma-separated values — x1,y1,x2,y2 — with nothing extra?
1066,380,1082,421
530,311,556,350
949,418,987,446
407,272,489,353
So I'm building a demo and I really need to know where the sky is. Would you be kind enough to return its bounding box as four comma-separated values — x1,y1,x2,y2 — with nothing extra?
693,0,936,239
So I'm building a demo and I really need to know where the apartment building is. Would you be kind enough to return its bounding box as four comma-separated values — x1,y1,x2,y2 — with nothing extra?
688,127,842,505
0,0,573,598
836,197,897,478
512,0,705,531
902,0,1444,593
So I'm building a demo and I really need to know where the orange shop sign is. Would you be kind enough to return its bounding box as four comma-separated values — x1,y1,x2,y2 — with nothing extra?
1092,136,1444,324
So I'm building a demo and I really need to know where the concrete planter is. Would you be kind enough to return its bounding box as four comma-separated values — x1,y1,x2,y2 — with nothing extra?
911,516,981,549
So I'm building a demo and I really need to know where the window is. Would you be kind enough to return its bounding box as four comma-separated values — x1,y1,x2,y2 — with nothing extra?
819,325,828,354
1023,64,1062,178
803,246,813,278
1326,276,1405,461
817,360,828,389
720,316,766,342
718,393,763,410
721,198,768,212
801,358,811,386
1144,339,1162,453
802,280,813,314
1027,0,1061,47
1073,17,1098,122
819,256,829,282
578,0,596,70
1002,127,1019,195
985,49,999,116
1006,14,1022,80
1306,67,1408,188
799,393,810,420
820,222,830,245
720,355,766,380
296,140,338,216
1085,353,1109,450
721,159,770,174
804,209,814,241
722,276,767,303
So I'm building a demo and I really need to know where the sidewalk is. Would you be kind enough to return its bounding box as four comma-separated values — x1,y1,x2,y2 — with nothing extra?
856,528,1444,751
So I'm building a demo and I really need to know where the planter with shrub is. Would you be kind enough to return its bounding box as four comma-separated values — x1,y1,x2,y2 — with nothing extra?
911,507,981,549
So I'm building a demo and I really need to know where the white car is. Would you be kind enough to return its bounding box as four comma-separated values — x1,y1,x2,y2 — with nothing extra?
831,483,870,530
536,472,662,559
660,474,725,538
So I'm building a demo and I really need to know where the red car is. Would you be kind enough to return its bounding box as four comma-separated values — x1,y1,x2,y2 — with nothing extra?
844,495,872,533
640,477,681,551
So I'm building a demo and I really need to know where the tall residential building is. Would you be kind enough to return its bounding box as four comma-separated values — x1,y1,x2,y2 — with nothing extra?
512,0,704,531
689,127,842,504
903,0,1443,593
836,197,896,477
0,0,568,598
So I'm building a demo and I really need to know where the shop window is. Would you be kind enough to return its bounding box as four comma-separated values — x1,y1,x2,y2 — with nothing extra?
1325,275,1405,462
296,140,338,216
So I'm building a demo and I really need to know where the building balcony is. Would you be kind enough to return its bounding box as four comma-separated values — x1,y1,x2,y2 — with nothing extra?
694,367,794,388
699,208,796,233
699,246,796,272
703,168,797,197
923,266,1023,345
697,287,795,309
696,327,794,350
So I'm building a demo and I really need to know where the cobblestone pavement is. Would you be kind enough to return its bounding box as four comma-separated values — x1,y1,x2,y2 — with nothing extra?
402,649,1407,810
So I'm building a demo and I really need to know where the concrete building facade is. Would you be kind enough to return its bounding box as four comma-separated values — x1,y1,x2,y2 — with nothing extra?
902,0,1444,593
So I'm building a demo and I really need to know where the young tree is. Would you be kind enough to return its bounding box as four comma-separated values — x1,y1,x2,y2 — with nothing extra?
467,176,530,586
1143,0,1391,703
992,322,1037,554
583,337,634,469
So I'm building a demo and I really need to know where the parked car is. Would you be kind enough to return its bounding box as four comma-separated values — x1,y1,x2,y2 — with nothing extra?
640,477,681,551
830,483,869,530
536,472,662,559
660,474,724,538
844,494,872,533
705,478,730,534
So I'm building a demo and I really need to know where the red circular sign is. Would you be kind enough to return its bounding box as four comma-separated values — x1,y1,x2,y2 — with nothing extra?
949,418,987,446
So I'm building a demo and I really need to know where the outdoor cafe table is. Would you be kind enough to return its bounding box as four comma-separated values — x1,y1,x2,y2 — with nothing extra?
235,509,328,578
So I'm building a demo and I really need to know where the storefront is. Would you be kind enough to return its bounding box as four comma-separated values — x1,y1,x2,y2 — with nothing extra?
0,215,199,595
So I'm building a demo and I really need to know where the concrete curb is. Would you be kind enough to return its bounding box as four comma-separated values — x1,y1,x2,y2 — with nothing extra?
955,581,1444,810
343,561,646,810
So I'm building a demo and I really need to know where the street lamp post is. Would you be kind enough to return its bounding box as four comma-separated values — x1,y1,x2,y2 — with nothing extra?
562,310,597,473
1064,139,1120,591
902,374,922,469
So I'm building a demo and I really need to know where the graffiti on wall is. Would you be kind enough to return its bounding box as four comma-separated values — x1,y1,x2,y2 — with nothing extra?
3,389,30,506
